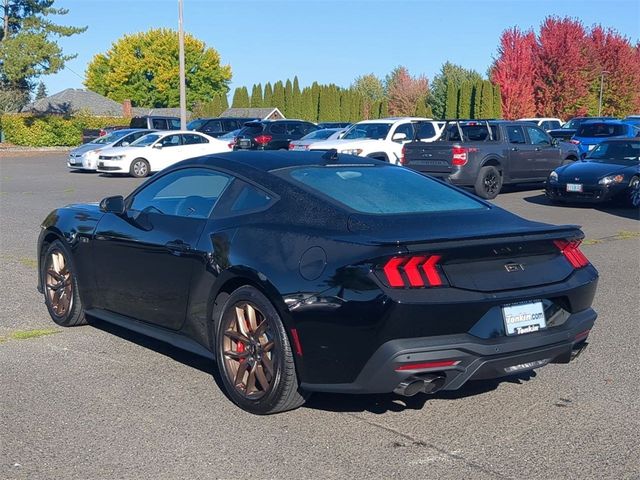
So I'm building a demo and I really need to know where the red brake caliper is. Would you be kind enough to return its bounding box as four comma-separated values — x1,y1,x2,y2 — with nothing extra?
237,341,245,362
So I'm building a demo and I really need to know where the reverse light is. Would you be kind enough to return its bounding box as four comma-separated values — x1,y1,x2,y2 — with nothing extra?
598,174,624,186
381,255,445,288
452,146,468,166
554,239,589,269
395,360,460,371
254,134,272,145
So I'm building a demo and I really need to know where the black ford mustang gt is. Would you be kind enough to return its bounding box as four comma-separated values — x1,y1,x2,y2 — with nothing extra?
38,151,599,414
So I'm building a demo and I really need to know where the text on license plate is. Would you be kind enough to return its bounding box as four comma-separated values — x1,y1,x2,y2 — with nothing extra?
566,183,583,192
502,301,546,336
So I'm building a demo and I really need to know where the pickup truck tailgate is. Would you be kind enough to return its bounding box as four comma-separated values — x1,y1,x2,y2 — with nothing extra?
402,142,454,175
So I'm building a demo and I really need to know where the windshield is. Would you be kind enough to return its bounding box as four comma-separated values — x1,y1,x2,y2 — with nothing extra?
285,166,485,214
92,130,130,145
576,123,627,138
301,129,338,141
587,142,640,164
130,133,161,147
342,123,392,140
562,119,580,129
187,119,207,130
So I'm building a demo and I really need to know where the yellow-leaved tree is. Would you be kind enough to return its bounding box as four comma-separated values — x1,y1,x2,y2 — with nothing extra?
84,28,231,108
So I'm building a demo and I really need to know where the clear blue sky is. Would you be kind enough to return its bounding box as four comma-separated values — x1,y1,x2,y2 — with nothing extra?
46,0,639,99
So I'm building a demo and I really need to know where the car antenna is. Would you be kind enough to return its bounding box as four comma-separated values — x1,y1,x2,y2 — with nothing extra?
322,148,339,162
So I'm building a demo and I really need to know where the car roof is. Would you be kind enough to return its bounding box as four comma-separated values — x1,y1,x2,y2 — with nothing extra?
595,138,640,143
355,117,433,124
580,119,628,124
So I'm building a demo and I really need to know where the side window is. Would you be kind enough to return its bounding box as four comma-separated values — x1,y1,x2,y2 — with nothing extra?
130,168,232,218
526,126,551,145
298,123,317,136
160,134,181,147
152,118,168,129
115,134,135,147
392,123,414,142
169,119,181,130
182,134,207,145
222,120,238,131
133,131,151,141
204,120,223,133
507,126,526,144
231,182,273,213
415,122,436,140
270,123,286,135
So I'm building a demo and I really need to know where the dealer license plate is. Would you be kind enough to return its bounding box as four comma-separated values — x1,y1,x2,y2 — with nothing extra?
502,301,546,336
566,183,583,192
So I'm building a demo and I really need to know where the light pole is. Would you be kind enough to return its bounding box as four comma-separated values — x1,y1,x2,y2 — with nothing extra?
598,71,609,117
178,0,187,129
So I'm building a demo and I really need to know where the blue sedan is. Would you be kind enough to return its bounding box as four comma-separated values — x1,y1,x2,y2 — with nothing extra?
570,120,639,158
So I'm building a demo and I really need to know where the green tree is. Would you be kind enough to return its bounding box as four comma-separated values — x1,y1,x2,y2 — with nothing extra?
479,80,494,118
35,81,47,100
429,62,483,119
352,73,384,119
290,76,301,118
250,83,262,108
192,93,228,117
380,99,389,118
493,83,503,118
231,86,249,108
284,78,293,117
300,86,314,121
1,0,85,110
310,82,320,121
471,81,482,118
445,81,458,118
263,82,273,107
457,81,472,119
85,28,231,108
271,80,285,111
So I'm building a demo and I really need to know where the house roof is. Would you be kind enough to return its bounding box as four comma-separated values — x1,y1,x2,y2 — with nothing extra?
220,107,284,120
21,88,123,116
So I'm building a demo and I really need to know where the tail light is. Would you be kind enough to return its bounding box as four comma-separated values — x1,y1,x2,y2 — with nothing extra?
99,129,107,137
452,146,468,166
288,143,295,150
254,134,272,145
228,137,238,149
382,255,445,288
400,145,407,165
569,139,580,145
553,239,589,268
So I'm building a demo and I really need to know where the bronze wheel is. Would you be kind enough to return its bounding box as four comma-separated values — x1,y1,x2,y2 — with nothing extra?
41,240,86,327
215,286,308,414
45,249,73,317
222,302,275,399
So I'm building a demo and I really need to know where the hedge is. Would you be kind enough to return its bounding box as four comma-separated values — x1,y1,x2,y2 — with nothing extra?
0,113,127,147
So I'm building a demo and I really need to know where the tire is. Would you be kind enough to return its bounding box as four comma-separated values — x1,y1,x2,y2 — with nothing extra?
41,240,86,327
474,166,503,199
129,158,150,178
214,285,307,414
628,176,640,208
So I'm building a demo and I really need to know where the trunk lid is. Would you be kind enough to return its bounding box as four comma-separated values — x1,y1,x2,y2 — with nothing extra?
402,142,456,175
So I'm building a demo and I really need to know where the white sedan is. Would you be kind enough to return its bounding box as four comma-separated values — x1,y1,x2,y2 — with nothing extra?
96,131,231,178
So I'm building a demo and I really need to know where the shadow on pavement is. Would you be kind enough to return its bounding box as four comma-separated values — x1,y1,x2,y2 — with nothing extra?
523,192,640,221
304,372,537,414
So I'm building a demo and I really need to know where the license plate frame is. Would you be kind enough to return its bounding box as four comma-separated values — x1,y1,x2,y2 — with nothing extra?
502,301,546,336
566,183,583,192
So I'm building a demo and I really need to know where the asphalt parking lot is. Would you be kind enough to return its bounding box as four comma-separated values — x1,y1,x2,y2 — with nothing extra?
1,151,639,480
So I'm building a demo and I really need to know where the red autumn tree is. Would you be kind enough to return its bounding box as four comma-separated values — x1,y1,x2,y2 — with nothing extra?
491,27,537,119
385,66,430,117
533,17,591,118
586,26,640,116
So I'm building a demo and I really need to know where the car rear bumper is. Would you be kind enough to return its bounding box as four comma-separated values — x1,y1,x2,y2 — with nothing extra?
68,157,98,171
300,307,596,394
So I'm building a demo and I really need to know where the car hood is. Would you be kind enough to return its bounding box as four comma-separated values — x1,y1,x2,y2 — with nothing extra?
70,143,104,155
309,138,384,150
557,161,636,182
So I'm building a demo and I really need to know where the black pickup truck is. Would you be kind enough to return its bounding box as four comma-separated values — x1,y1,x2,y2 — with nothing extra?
401,120,580,199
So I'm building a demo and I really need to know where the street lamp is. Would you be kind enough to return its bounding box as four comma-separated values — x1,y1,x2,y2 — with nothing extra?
178,0,187,129
598,70,609,117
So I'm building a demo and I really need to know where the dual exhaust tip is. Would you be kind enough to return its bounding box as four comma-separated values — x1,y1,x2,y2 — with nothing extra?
394,373,447,397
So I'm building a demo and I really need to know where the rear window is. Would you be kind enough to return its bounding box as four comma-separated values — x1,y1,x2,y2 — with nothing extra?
286,166,485,214
130,117,147,128
444,124,500,141
301,129,336,140
576,123,626,137
238,123,265,136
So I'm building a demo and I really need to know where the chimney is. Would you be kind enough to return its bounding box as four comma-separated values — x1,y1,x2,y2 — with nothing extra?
122,99,132,118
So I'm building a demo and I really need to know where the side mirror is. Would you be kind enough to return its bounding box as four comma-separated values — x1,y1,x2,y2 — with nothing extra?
99,195,125,215
153,143,163,149
392,132,407,142
551,137,559,146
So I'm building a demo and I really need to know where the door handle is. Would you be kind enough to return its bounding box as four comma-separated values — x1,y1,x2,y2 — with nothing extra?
165,240,191,253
